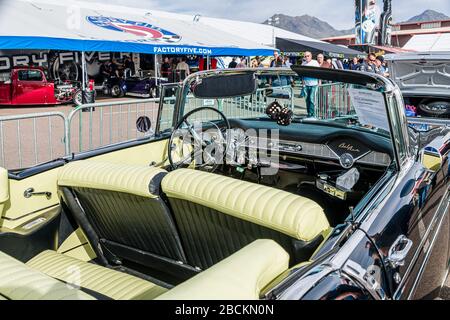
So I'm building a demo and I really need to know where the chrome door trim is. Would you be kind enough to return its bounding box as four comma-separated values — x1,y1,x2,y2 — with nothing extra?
405,186,450,299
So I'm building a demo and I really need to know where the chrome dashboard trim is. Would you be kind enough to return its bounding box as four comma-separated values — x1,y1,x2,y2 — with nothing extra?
255,138,392,167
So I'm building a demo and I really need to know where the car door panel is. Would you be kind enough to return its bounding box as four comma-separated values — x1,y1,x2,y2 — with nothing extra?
366,160,450,299
2,167,60,228
0,168,8,216
0,167,61,262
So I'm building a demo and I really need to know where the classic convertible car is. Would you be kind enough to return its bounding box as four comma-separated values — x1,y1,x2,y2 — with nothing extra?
0,67,449,300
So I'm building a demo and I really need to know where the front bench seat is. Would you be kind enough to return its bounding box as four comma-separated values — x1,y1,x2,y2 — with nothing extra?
157,239,289,300
1,241,286,300
57,161,190,277
0,251,94,300
161,169,331,270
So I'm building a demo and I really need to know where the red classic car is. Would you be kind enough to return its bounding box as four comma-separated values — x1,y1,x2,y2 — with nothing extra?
0,66,83,106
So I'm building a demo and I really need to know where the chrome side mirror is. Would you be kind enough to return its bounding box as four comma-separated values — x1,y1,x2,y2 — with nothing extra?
386,235,413,269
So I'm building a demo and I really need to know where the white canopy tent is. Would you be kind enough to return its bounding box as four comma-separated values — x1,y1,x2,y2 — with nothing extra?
154,14,324,48
0,0,276,57
0,0,279,100
403,34,450,52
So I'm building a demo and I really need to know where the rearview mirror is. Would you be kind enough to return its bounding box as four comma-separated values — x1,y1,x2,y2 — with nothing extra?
191,72,257,98
136,116,152,133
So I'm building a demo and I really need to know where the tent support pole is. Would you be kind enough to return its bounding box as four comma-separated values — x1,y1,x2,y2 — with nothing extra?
207,55,210,70
154,54,158,86
81,51,86,104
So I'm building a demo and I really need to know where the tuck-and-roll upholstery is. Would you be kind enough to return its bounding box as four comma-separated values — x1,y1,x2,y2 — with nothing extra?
58,161,330,272
57,161,187,271
0,240,288,300
161,168,331,269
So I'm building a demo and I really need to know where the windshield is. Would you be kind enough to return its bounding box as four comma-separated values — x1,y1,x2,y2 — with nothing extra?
162,69,392,138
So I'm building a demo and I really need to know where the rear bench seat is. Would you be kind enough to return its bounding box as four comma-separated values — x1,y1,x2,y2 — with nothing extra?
161,169,331,270
0,240,288,300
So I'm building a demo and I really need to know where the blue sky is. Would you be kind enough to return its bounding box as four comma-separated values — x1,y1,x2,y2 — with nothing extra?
101,0,449,29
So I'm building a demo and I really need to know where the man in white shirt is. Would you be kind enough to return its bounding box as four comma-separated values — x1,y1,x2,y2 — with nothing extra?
176,58,190,80
301,51,320,118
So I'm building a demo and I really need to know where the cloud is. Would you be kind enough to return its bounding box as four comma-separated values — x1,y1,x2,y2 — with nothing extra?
96,0,450,29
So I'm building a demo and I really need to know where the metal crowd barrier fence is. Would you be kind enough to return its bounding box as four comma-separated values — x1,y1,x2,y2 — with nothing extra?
315,83,354,119
0,112,67,170
66,98,161,154
0,86,296,170
183,86,295,122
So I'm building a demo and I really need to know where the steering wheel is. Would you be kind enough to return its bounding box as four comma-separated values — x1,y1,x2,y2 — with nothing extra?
168,107,231,172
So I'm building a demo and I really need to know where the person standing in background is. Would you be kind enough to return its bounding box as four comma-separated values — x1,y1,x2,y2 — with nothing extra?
301,51,320,119
358,53,378,73
283,56,292,68
270,51,280,67
176,57,190,79
123,56,135,77
236,58,247,68
317,54,332,69
110,59,120,78
349,57,361,70
228,57,237,68
375,56,389,77
160,57,172,78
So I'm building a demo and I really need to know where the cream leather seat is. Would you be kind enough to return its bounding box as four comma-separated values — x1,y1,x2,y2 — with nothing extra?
0,240,288,300
0,250,94,300
157,240,289,300
161,169,331,270
57,161,194,280
0,249,168,300
26,250,168,300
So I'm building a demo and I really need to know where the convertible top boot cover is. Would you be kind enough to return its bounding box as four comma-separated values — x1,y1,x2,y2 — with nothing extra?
0,251,94,300
27,250,168,300
157,240,289,300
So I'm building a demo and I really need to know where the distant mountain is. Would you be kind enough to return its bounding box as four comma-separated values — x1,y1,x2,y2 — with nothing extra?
262,14,353,39
263,10,449,40
407,10,449,22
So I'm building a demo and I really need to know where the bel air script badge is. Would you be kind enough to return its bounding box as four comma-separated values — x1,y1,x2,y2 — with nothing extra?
339,143,360,153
